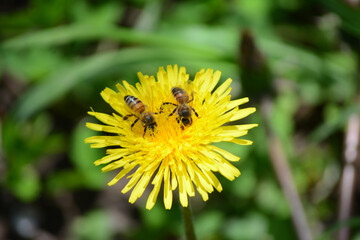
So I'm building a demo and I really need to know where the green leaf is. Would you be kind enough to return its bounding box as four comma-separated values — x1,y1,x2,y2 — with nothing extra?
224,212,269,240
10,166,41,202
255,180,290,217
13,47,233,120
310,103,360,142
320,0,360,36
1,24,224,58
318,217,360,240
141,204,168,229
70,118,106,189
70,1,121,25
46,170,84,192
2,113,63,169
72,210,113,240
2,114,65,201
2,48,67,82
230,169,257,198
196,211,224,239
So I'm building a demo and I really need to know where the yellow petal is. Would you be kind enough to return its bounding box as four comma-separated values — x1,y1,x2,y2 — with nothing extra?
94,150,128,165
100,87,116,103
129,167,156,203
213,78,232,97
227,97,249,110
171,170,178,190
121,168,143,194
85,136,122,148
230,107,256,121
181,162,195,197
218,161,241,181
86,122,121,133
146,170,164,210
163,166,173,209
207,145,240,162
107,162,137,186
88,111,121,126
228,138,253,145
203,170,223,192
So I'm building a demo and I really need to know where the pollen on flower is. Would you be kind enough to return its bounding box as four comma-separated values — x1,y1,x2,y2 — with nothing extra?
85,65,257,210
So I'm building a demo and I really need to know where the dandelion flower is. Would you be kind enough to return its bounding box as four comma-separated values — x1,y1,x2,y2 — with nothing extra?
85,65,257,210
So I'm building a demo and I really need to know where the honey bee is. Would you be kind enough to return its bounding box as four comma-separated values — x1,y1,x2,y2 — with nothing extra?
123,95,157,137
160,87,198,129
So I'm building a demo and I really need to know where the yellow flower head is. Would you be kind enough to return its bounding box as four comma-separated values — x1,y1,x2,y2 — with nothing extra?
85,65,257,210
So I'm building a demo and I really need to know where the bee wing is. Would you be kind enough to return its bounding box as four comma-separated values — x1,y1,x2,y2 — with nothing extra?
144,104,156,113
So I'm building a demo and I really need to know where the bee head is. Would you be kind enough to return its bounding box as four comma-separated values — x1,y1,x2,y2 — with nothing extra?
148,122,157,131
181,117,192,126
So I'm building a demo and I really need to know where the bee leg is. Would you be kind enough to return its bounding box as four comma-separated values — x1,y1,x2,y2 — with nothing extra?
191,107,199,117
160,102,177,113
143,127,147,138
168,107,178,117
187,92,194,103
176,117,185,130
161,102,177,107
123,114,136,120
130,118,140,129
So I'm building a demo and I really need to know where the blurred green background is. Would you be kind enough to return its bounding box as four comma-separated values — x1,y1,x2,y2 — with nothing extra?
1,0,360,239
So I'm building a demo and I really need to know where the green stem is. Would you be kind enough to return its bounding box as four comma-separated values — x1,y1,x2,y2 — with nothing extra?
181,202,197,240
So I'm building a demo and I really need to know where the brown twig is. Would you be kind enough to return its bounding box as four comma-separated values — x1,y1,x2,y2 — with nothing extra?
337,114,360,240
239,29,312,240
261,97,313,240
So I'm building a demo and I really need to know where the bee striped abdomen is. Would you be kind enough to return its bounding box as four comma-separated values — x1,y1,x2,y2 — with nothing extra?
171,87,189,104
124,95,145,114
